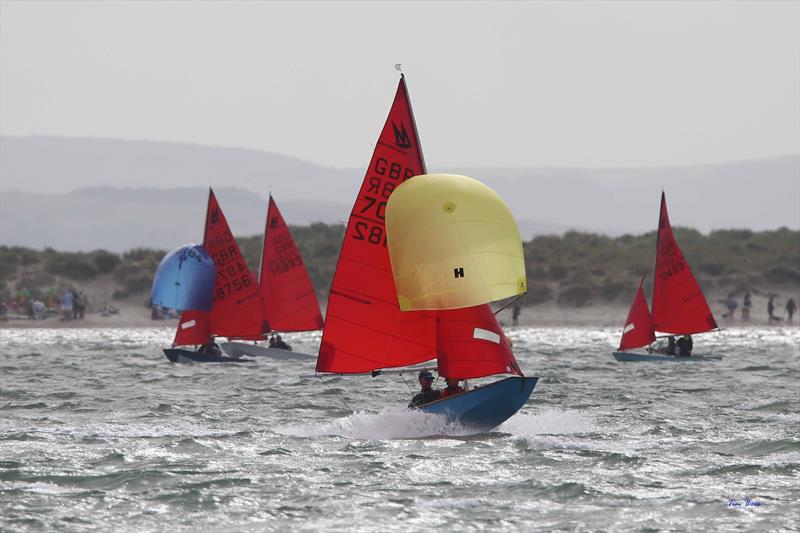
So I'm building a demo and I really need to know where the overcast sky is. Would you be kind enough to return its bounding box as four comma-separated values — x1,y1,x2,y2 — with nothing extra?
1,1,798,169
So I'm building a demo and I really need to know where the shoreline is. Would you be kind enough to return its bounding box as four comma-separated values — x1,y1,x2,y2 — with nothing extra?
1,301,796,330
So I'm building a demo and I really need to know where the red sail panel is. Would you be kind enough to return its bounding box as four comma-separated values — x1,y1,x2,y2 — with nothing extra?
204,189,269,338
259,195,324,332
436,305,522,380
618,273,656,351
173,310,211,346
316,76,437,373
651,192,718,334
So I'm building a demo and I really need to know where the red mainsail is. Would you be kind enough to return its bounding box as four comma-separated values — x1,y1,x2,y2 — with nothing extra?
618,273,656,351
436,305,523,380
316,76,437,373
204,189,268,338
651,192,718,334
317,76,517,379
259,195,324,332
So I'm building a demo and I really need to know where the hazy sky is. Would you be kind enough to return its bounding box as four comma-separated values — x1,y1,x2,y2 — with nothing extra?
1,1,798,169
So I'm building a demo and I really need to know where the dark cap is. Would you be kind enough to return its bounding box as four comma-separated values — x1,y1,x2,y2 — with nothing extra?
418,370,434,380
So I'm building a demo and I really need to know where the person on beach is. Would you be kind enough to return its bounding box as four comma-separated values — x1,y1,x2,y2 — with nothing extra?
723,293,737,319
61,289,74,320
768,296,781,323
786,298,797,322
409,370,440,408
742,291,752,321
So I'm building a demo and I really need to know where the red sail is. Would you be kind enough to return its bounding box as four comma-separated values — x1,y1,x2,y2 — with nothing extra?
173,310,211,346
652,192,718,334
316,76,437,373
436,305,522,380
259,195,324,332
204,189,269,338
618,273,656,351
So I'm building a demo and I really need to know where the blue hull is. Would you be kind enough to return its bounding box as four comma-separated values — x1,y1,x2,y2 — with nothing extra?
420,376,538,432
613,351,723,362
163,348,254,364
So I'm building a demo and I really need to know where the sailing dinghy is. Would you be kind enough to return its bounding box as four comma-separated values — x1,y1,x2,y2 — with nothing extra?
312,75,537,432
220,195,323,359
164,189,266,363
613,192,722,362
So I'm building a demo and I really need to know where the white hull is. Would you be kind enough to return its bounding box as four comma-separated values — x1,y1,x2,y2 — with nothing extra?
220,341,314,360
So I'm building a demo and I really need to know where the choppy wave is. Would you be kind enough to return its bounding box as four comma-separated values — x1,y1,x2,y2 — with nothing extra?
0,325,798,531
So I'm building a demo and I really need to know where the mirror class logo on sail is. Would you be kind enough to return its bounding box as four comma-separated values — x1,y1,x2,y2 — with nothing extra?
392,122,412,148
353,121,417,248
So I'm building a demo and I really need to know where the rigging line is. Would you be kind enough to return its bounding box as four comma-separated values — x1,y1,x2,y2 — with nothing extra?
316,374,353,412
399,372,415,394
493,294,523,316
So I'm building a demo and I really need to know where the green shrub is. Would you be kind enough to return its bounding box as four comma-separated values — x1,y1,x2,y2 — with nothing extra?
557,285,594,307
765,266,800,285
113,289,129,300
600,281,630,302
125,275,152,294
92,250,121,274
547,265,568,281
45,255,97,280
525,283,552,305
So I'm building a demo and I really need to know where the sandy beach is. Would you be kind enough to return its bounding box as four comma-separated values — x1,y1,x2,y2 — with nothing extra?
1,293,796,331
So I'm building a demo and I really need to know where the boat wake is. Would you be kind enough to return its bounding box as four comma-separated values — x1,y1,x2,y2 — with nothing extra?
276,406,478,440
278,407,596,441
499,408,596,436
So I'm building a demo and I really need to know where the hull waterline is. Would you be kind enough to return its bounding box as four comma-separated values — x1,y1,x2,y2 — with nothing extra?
163,348,254,364
419,376,537,431
612,351,723,362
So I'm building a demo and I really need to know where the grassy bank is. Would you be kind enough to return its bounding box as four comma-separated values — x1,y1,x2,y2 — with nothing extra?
1,226,798,312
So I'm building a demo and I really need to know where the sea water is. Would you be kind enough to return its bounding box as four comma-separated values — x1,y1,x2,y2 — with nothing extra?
1,327,798,532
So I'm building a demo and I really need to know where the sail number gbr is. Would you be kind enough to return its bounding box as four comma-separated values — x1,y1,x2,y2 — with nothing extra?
351,157,416,247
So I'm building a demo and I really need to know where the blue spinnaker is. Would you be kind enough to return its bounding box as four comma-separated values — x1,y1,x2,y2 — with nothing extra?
151,244,215,311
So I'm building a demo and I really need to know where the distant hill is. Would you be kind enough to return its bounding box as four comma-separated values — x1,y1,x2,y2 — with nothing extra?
1,136,798,251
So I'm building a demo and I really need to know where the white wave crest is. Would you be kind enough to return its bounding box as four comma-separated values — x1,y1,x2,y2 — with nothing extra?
276,406,473,440
499,408,597,435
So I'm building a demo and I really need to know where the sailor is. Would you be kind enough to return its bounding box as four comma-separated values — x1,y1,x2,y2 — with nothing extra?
653,336,676,355
439,377,465,399
198,342,221,356
676,334,693,356
664,336,677,355
408,370,441,408
273,335,292,351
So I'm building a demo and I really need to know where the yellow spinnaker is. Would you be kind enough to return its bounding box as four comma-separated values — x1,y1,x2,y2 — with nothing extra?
385,174,527,311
